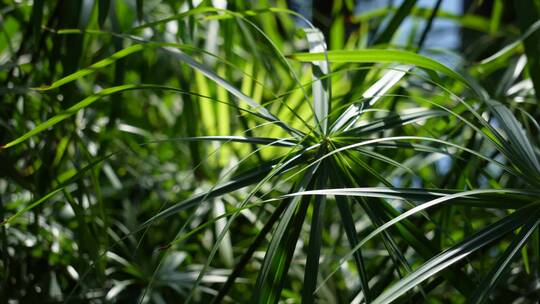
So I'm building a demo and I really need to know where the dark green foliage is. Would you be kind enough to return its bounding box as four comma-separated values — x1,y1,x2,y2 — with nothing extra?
2,1,540,303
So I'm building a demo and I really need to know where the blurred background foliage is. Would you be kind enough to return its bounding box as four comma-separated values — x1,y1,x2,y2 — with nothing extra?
2,0,540,303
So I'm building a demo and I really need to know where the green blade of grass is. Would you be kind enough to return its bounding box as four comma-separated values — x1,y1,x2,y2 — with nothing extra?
1,153,114,226
2,85,134,149
469,209,540,304
34,44,144,91
305,28,330,134
301,197,325,304
145,136,298,147
136,0,143,23
488,100,540,184
489,0,504,35
1,189,63,226
285,188,539,295
341,109,447,136
142,157,296,227
335,194,372,302
475,19,540,74
2,84,283,149
162,46,301,138
211,200,290,304
252,164,318,304
331,66,411,132
301,171,327,304
255,196,309,304
98,0,110,28
30,0,44,47
372,204,539,304
515,1,540,102
27,39,301,137
372,0,417,45
352,7,510,34
289,49,468,86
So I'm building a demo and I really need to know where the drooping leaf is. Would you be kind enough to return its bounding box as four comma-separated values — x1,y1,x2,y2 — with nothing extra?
372,204,539,304
469,209,540,304
289,49,468,86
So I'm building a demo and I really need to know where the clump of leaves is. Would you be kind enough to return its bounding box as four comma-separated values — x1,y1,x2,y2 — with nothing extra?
2,1,540,303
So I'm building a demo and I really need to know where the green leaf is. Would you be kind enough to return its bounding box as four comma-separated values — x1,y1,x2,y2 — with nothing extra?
416,0,442,49
162,46,301,138
252,164,318,304
30,0,44,46
469,209,540,304
212,201,290,304
352,7,507,34
302,174,327,304
489,0,504,34
136,0,143,23
488,100,540,184
35,44,144,91
476,19,540,74
289,49,470,89
255,197,309,304
284,187,540,293
98,0,110,28
1,153,114,226
335,194,372,302
142,157,293,227
313,135,522,180
2,85,135,149
301,198,325,304
372,0,417,45
331,66,412,132
2,84,288,149
342,109,447,136
514,1,540,102
372,204,538,304
304,28,330,134
145,136,298,147
1,189,62,226
27,40,301,137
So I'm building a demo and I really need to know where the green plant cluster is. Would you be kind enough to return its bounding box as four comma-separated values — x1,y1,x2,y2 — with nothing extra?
2,0,540,303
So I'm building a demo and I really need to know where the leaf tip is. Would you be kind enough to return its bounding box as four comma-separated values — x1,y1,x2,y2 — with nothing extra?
1,141,14,149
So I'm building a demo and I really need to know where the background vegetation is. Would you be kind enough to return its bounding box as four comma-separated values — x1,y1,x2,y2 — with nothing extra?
2,0,540,303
